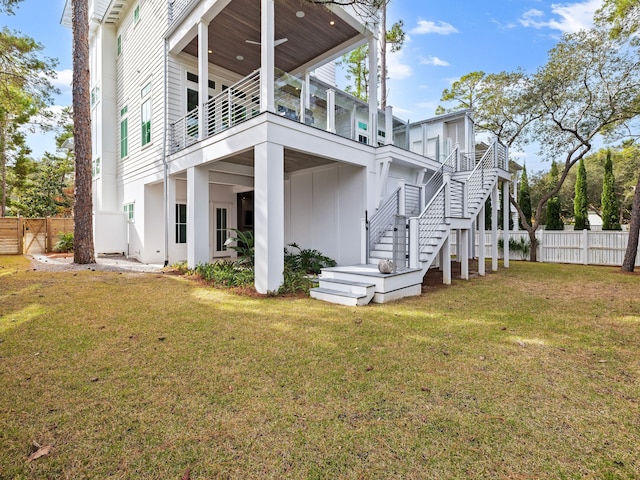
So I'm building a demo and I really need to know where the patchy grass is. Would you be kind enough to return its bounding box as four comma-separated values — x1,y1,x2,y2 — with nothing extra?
0,256,639,479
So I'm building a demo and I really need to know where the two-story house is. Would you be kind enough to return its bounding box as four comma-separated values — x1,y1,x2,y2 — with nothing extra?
61,0,513,305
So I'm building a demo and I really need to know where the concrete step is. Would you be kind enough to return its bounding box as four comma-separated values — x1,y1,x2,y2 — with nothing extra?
318,278,375,299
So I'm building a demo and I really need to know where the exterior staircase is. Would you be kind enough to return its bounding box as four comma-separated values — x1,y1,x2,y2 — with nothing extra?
310,139,508,306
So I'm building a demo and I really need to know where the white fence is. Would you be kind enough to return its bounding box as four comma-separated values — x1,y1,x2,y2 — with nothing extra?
450,230,640,267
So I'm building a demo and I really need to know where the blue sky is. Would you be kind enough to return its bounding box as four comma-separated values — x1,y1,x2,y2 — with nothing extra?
1,0,604,172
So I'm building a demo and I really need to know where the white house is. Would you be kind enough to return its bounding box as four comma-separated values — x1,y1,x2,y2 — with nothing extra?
61,0,512,305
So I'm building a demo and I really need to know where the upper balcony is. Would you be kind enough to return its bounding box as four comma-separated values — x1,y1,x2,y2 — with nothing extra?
169,68,412,155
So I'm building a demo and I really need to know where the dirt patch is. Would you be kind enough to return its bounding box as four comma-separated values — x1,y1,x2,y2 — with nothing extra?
28,253,163,274
422,259,482,292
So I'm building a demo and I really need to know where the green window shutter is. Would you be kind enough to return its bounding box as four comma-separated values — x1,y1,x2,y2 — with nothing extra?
120,118,128,158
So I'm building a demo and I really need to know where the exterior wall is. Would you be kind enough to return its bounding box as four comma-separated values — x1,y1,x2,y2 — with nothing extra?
285,163,365,266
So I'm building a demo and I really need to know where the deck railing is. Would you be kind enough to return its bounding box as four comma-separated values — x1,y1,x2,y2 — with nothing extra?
409,182,448,269
465,139,506,218
367,186,400,263
170,70,261,153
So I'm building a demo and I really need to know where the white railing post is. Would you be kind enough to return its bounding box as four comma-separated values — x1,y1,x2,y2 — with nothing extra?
398,180,406,216
327,89,336,133
361,218,368,264
409,217,419,269
385,105,393,146
455,142,460,172
462,181,469,218
493,137,499,168
443,173,451,218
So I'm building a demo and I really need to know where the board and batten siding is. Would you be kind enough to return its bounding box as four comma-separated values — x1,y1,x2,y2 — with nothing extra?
115,0,167,187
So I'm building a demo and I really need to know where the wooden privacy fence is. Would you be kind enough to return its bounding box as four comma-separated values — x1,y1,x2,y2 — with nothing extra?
466,230,640,267
0,217,74,255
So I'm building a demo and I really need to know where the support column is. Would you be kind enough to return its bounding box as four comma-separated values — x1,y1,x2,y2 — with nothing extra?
512,173,519,231
478,204,486,276
368,33,378,146
198,20,209,140
254,142,284,293
460,229,469,280
442,234,451,285
503,180,510,268
187,166,209,268
166,175,177,264
491,183,499,271
260,0,275,113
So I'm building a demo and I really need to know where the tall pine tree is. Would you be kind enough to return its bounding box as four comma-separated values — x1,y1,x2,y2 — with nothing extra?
573,158,590,230
518,165,532,229
601,150,621,230
545,162,563,229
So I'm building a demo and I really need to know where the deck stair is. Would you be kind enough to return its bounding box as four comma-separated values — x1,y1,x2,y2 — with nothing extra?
310,139,508,305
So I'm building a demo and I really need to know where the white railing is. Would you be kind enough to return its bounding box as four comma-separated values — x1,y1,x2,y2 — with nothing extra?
465,141,501,218
170,70,261,153
422,147,458,209
367,187,401,260
409,182,448,268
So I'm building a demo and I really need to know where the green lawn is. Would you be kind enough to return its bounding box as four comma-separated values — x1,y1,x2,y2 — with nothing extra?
1,256,639,479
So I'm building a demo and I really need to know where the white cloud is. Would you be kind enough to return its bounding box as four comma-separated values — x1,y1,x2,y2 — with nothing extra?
411,20,459,35
50,69,73,94
519,0,604,34
420,56,450,67
386,50,412,80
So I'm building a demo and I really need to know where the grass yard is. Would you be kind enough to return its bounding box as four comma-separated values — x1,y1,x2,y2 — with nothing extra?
0,256,639,479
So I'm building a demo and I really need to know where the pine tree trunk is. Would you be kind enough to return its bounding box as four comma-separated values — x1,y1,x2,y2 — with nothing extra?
0,116,6,217
72,0,95,264
622,173,640,272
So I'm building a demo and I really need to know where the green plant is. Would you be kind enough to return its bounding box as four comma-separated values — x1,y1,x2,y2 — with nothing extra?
545,197,564,230
284,243,337,274
53,232,74,252
194,260,254,288
573,158,590,230
225,229,255,266
498,237,532,259
278,265,315,294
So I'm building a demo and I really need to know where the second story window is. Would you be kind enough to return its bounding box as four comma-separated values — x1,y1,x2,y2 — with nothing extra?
117,34,122,56
120,106,129,159
141,82,151,147
134,5,140,24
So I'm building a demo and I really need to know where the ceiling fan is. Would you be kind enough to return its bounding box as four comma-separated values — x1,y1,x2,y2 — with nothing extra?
245,38,288,47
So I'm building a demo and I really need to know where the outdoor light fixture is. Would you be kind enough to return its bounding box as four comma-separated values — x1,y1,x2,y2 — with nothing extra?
296,11,305,18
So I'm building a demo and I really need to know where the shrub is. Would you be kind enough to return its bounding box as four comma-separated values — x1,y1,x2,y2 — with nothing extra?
284,243,337,274
225,229,254,267
194,260,254,288
53,232,74,253
498,237,532,259
279,266,315,295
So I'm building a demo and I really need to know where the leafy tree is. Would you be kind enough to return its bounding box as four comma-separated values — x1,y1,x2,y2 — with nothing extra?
518,165,532,229
342,45,369,101
437,71,486,113
601,150,621,230
0,0,21,15
72,0,95,264
0,29,58,216
545,197,564,230
573,159,590,230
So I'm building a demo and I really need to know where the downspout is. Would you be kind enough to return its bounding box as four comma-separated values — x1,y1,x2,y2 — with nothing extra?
162,38,169,267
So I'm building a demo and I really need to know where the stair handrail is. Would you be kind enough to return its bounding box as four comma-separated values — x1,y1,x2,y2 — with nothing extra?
421,146,458,209
366,186,401,262
409,178,448,268
465,139,505,218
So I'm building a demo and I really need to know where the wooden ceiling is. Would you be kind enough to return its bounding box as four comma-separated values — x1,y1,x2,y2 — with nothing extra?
182,0,362,76
220,147,336,173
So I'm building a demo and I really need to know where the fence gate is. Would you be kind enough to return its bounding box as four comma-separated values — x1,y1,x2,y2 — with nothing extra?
23,219,47,254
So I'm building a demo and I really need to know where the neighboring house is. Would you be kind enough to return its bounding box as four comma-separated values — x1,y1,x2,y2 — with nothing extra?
61,0,513,305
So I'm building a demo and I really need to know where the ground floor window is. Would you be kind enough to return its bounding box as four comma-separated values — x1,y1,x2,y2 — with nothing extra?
175,203,186,244
123,203,134,222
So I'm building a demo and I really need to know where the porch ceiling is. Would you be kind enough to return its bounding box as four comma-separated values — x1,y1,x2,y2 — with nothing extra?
222,147,336,173
182,0,362,77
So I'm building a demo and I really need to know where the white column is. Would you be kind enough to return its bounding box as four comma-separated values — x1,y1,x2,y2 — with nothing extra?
460,229,469,280
503,180,510,268
254,142,284,293
198,20,209,140
327,89,336,133
478,204,486,276
385,105,393,145
368,33,378,146
512,173,519,231
491,183,499,271
260,0,275,113
442,235,451,285
187,166,209,268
